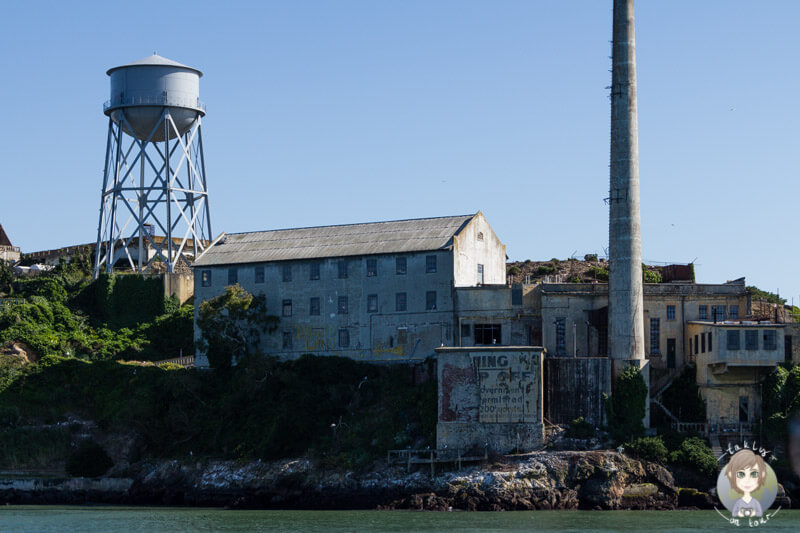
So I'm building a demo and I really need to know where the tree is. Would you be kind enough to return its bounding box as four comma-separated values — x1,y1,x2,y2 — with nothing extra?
0,261,13,296
196,285,279,370
605,364,647,442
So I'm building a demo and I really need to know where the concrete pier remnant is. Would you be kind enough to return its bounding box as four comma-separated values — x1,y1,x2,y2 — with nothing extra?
608,0,648,421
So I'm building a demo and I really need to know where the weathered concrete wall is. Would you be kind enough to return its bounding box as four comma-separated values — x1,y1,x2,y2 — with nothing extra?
436,347,543,453
194,250,456,366
544,357,611,426
452,212,506,287
538,283,748,367
163,272,194,305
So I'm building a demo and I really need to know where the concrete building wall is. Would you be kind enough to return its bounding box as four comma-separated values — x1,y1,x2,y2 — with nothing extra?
688,321,784,425
194,250,456,366
544,357,611,426
452,212,506,287
454,285,536,348
436,346,543,453
0,246,20,264
163,272,194,305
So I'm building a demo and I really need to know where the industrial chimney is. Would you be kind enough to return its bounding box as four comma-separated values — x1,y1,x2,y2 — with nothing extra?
608,0,647,401
94,54,212,276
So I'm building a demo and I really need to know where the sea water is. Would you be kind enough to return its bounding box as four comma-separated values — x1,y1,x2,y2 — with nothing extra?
1,507,798,532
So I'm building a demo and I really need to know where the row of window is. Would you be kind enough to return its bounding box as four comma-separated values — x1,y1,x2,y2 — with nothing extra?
662,304,740,321
698,304,739,321
726,329,777,351
690,332,713,355
201,256,441,287
281,328,350,349
279,291,439,317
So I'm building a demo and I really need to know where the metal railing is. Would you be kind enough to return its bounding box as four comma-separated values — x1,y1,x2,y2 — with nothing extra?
0,245,20,253
104,94,205,112
671,421,709,436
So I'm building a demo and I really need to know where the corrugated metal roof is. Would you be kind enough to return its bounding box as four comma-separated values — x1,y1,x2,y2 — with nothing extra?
194,214,476,267
107,54,202,76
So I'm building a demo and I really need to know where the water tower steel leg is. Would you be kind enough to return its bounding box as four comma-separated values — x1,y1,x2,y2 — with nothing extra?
94,118,115,278
198,122,212,246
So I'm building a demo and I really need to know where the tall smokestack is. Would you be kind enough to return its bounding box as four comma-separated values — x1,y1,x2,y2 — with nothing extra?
608,0,646,371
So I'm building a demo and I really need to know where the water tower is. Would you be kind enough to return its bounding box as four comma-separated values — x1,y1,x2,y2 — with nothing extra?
94,53,212,276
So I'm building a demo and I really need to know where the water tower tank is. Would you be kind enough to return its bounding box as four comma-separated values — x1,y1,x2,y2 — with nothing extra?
104,54,204,142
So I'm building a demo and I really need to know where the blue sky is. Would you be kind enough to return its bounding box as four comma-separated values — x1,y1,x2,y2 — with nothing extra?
1,1,798,301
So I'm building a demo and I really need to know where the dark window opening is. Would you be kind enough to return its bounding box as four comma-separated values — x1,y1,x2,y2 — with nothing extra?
426,255,437,273
282,331,292,349
254,266,264,284
396,257,407,275
201,270,211,287
475,323,501,345
310,297,320,316
367,294,378,313
727,330,740,350
555,318,566,355
282,299,292,317
338,328,350,348
745,330,758,350
338,296,348,315
282,264,292,282
310,262,320,280
338,260,347,279
228,268,238,285
426,291,437,310
367,258,377,277
395,292,407,312
461,323,471,338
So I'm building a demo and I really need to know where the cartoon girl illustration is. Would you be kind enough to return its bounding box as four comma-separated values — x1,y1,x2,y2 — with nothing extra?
725,449,767,518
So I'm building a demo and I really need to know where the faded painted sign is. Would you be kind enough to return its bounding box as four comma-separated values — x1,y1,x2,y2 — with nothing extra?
473,353,538,423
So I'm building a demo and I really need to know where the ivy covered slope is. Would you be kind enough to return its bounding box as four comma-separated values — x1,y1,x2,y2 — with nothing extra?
0,260,435,473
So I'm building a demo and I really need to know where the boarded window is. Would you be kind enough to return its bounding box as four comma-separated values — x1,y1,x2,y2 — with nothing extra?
727,330,740,350
338,328,350,348
395,292,407,312
512,288,522,305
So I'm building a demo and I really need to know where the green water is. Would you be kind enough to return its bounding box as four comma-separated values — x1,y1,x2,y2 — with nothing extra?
0,508,797,532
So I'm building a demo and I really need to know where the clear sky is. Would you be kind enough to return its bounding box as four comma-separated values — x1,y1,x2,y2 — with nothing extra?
1,1,798,301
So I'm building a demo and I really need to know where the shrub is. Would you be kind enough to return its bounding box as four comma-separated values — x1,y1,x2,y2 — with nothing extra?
605,365,647,443
508,266,521,276
670,437,717,478
643,268,662,284
587,266,609,281
565,417,594,439
66,439,113,478
584,254,598,262
536,265,556,275
626,436,668,463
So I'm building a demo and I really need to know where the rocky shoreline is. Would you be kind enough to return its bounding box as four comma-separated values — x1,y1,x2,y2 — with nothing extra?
4,450,775,510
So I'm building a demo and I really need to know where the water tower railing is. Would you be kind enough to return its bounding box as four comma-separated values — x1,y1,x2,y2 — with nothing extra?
104,94,205,113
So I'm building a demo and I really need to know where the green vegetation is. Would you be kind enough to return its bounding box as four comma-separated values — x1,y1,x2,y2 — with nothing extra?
565,417,594,439
0,264,192,362
507,266,521,276
586,266,609,282
605,365,647,442
642,265,662,284
0,354,436,468
762,365,800,444
659,365,705,423
536,265,557,275
196,285,279,370
747,286,785,305
584,254,598,262
625,435,716,479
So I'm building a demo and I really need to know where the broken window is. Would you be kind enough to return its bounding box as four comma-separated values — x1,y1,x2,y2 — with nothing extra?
764,330,777,351
367,258,377,277
282,299,292,317
396,256,407,275
201,269,212,287
426,291,437,310
475,323,502,345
